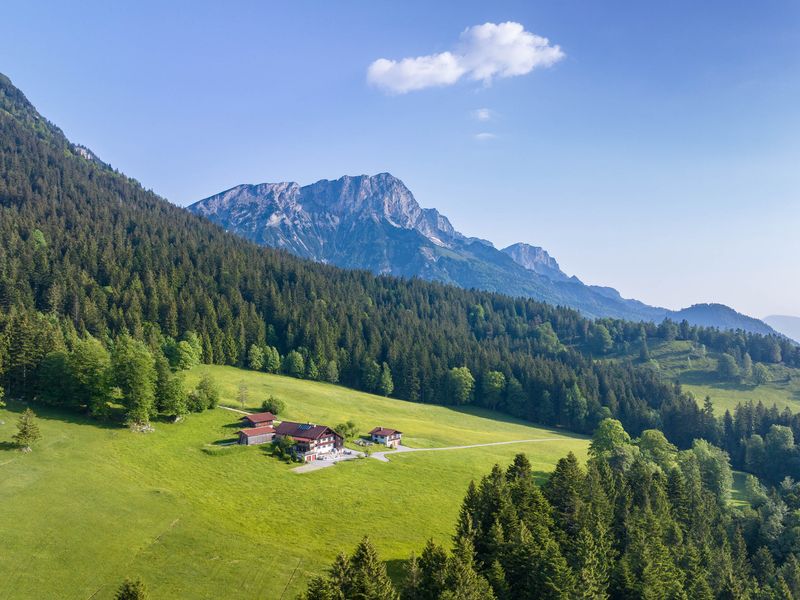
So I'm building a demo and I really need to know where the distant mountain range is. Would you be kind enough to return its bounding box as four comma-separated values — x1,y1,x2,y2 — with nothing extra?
189,173,778,335
764,316,800,343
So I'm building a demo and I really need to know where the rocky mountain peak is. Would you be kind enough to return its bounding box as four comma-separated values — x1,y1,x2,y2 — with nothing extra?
502,243,569,282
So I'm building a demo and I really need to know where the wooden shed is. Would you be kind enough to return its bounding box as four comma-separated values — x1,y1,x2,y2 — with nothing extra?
238,426,276,445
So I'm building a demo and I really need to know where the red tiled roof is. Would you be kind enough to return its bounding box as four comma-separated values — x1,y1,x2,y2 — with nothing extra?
369,427,401,436
275,421,341,441
238,426,275,437
242,412,276,424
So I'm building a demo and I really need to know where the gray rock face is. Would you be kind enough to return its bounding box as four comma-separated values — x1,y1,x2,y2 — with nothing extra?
501,243,570,282
189,173,777,334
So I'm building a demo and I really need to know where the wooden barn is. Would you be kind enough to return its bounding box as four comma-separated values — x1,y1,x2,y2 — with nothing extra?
237,425,276,445
241,411,276,428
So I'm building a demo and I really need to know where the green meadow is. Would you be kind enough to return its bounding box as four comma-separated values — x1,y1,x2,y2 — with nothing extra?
617,340,800,414
0,366,588,600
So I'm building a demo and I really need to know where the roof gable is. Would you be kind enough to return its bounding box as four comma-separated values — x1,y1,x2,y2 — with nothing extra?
369,427,401,436
242,411,276,423
239,425,276,437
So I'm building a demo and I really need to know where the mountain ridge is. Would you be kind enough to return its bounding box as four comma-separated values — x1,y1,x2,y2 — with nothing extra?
189,174,778,335
765,315,800,344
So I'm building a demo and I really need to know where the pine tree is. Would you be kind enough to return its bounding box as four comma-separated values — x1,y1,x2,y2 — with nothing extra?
417,539,448,600
328,552,351,598
485,559,510,600
574,526,609,600
440,537,496,600
506,453,532,481
682,545,713,600
348,536,398,600
12,407,41,450
301,576,339,600
543,452,584,541
115,577,148,600
780,553,800,598
401,552,421,600
504,521,573,600
454,481,479,547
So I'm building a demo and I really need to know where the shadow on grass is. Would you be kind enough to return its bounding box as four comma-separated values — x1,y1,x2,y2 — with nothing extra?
0,441,19,452
386,558,410,585
210,437,239,446
447,405,588,438
2,399,122,431
678,370,757,391
532,469,552,486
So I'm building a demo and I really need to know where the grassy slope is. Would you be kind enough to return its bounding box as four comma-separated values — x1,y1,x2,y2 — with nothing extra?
616,340,800,414
0,366,588,600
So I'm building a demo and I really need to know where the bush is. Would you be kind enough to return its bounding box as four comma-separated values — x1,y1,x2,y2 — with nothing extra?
194,374,220,409
261,395,285,415
335,420,358,440
272,435,295,462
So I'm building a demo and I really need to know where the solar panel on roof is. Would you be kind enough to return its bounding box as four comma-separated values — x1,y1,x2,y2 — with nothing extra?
298,424,313,430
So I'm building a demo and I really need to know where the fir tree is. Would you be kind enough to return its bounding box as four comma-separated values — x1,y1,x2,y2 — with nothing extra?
348,536,398,600
416,540,448,600
12,407,41,450
115,577,148,600
440,537,496,600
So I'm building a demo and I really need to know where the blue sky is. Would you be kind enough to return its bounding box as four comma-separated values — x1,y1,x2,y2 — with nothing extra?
2,1,799,317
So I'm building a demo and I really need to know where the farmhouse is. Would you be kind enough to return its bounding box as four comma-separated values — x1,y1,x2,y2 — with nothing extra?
275,421,343,462
238,425,275,445
369,426,402,448
241,411,276,428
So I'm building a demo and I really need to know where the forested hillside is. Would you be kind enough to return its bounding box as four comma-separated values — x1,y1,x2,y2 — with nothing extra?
305,421,800,600
2,72,800,476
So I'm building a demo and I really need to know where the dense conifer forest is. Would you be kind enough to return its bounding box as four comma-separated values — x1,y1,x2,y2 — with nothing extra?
303,421,800,600
2,72,800,481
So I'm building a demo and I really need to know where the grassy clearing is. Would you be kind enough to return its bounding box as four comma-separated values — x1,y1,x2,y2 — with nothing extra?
730,470,751,508
0,366,588,599
614,340,800,414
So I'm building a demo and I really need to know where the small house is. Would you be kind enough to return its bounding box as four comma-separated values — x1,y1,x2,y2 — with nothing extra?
369,427,402,448
238,425,276,446
274,421,343,462
241,411,276,428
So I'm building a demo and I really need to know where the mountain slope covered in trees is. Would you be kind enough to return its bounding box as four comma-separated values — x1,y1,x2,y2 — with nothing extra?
2,71,800,477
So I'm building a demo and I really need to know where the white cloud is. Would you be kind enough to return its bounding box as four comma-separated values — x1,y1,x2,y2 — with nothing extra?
471,108,493,121
474,132,497,141
368,22,564,94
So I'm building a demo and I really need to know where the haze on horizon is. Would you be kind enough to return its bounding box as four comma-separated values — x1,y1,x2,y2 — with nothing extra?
2,0,798,318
